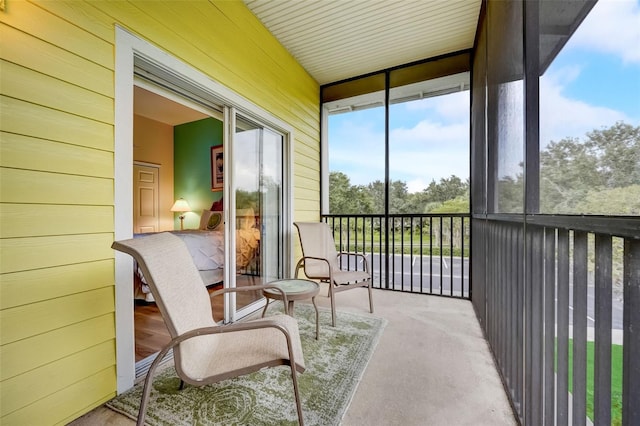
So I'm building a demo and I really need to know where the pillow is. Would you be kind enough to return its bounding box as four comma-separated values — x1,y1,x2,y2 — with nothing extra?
210,199,223,211
199,210,222,230
206,211,223,230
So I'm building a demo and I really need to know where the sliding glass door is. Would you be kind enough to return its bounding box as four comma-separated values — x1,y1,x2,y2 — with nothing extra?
230,113,285,318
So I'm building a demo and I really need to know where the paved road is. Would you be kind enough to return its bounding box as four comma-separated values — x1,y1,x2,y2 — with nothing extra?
338,252,470,296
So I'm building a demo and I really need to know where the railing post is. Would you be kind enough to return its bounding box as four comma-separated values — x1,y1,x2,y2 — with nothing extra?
623,239,640,426
594,234,612,425
572,231,589,424
543,227,556,426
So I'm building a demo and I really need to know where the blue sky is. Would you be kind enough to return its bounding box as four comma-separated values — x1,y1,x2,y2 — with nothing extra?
329,0,640,193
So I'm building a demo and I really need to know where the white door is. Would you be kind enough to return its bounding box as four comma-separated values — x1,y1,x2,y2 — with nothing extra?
133,163,159,233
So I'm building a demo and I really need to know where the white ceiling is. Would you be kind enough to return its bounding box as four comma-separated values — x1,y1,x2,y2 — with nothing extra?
134,86,210,126
244,0,482,85
135,1,481,124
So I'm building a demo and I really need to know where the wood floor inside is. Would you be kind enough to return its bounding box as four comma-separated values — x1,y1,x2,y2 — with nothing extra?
134,275,263,362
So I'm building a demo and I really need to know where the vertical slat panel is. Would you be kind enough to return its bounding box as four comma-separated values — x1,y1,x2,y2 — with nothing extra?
530,226,544,425
517,224,524,416
429,216,433,293
450,215,454,296
544,228,556,426
594,234,612,425
391,217,396,290
419,217,424,293
622,239,640,426
440,216,444,295
409,217,414,292
509,224,517,396
461,217,466,296
488,222,495,351
525,225,533,425
557,229,570,425
400,217,405,290
487,223,504,358
502,225,509,384
572,231,588,425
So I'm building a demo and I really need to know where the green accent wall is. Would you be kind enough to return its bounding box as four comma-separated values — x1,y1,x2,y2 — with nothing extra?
174,117,223,230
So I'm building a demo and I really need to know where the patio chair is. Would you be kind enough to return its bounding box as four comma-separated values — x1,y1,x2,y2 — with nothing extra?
112,232,306,425
293,222,373,327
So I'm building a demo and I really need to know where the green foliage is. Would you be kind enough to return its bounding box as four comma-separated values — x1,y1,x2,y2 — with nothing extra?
541,122,640,214
575,185,640,215
329,172,374,214
236,189,258,210
329,172,470,214
430,194,470,214
423,175,469,203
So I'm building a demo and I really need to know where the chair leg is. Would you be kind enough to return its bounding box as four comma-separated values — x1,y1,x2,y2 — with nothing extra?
329,286,336,327
261,298,270,318
136,348,169,425
290,364,305,426
368,282,374,313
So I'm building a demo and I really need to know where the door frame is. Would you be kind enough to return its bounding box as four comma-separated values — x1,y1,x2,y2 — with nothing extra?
114,26,294,393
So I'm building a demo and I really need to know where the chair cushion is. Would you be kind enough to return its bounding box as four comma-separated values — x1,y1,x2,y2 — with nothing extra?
177,314,305,382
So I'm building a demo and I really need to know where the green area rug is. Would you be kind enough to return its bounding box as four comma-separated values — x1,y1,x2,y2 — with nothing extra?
107,304,386,425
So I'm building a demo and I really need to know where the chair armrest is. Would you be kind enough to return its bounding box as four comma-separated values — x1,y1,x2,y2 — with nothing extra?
209,284,290,314
337,251,370,272
294,256,333,280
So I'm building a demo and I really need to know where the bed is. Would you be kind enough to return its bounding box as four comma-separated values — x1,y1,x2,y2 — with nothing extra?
133,209,260,302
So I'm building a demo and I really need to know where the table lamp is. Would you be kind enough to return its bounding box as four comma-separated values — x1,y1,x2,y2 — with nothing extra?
171,198,191,230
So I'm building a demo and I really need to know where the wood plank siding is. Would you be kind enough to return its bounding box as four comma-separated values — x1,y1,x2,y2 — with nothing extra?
0,1,320,424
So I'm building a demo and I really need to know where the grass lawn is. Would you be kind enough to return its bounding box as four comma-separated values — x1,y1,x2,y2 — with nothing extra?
563,340,623,425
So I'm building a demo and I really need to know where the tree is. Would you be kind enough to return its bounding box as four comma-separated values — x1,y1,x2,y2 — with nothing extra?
389,180,410,214
421,175,469,203
586,122,640,188
329,171,374,214
430,193,470,214
540,121,640,213
366,180,385,213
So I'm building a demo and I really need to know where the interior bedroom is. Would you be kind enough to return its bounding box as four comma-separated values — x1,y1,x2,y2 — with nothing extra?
132,84,263,365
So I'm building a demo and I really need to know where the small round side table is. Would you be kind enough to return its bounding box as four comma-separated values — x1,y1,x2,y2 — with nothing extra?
261,278,320,339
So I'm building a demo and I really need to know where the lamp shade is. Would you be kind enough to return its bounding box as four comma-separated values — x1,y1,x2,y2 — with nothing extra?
170,198,191,213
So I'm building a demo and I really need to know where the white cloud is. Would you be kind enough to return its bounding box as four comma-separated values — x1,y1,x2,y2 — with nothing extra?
540,67,628,146
571,0,640,64
389,116,469,188
433,91,470,121
391,120,468,147
330,115,470,191
403,91,470,122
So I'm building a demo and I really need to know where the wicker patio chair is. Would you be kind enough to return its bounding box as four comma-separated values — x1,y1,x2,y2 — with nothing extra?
293,222,373,327
112,232,306,425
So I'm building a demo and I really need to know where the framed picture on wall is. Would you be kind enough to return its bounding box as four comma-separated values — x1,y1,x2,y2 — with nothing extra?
211,146,223,191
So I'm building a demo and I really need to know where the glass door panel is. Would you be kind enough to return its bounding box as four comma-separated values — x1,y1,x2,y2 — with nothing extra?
233,114,284,314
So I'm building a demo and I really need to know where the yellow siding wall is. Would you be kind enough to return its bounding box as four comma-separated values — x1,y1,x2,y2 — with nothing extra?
0,1,319,424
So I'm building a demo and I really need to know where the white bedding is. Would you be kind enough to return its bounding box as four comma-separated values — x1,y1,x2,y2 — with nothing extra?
133,230,225,301
170,230,225,270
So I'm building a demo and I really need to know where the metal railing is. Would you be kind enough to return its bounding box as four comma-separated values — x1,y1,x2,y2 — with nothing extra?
473,215,639,425
321,214,471,299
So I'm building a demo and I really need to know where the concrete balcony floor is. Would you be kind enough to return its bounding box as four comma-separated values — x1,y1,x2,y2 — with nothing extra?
71,286,516,425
